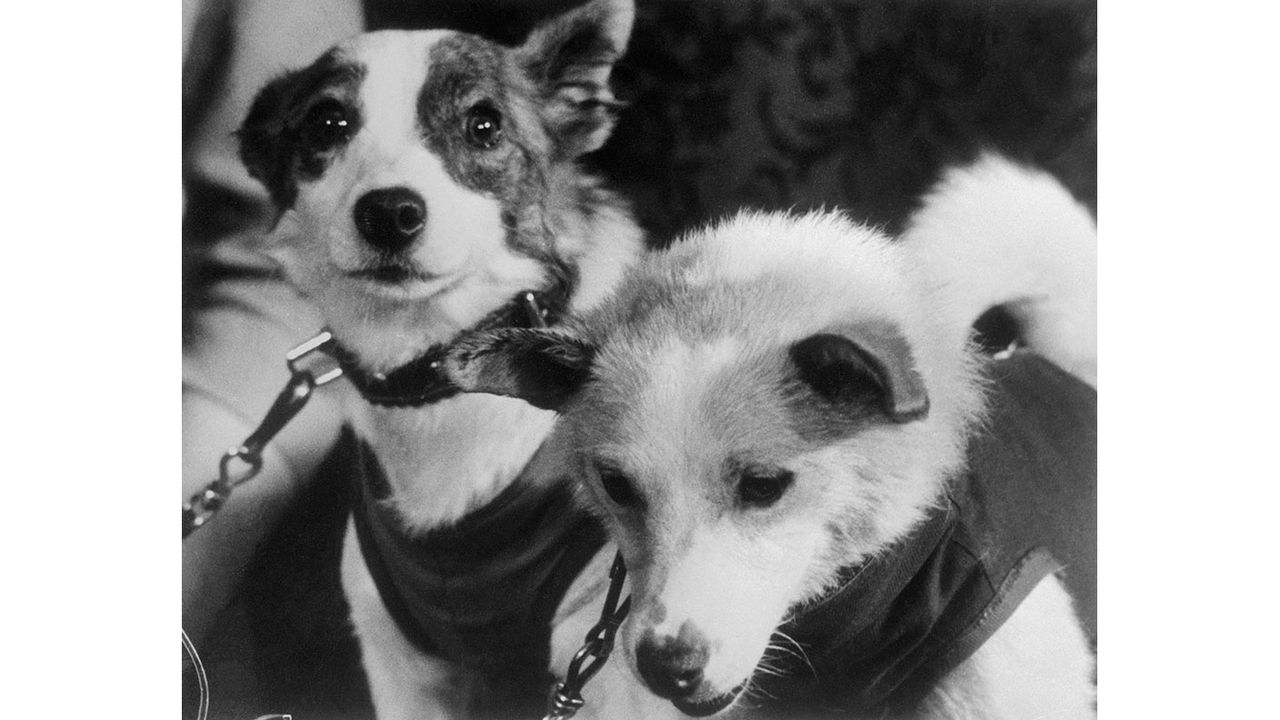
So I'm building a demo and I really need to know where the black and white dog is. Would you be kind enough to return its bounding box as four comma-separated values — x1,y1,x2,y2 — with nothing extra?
237,0,642,717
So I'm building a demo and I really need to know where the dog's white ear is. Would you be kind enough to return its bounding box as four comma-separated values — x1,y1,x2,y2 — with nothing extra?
789,321,930,423
516,0,635,158
444,328,597,411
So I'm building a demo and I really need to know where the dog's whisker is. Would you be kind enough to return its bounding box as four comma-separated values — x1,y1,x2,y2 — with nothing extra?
740,674,779,704
769,630,816,676
753,655,786,677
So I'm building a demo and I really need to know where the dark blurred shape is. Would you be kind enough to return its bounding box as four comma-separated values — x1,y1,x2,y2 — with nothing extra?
365,0,594,44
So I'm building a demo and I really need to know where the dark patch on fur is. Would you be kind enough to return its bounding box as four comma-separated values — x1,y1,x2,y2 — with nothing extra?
419,24,631,277
782,324,930,443
609,277,750,346
420,35,537,196
783,375,884,445
419,34,584,266
238,50,365,210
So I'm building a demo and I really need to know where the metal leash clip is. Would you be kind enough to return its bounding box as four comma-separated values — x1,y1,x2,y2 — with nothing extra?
543,552,632,720
182,331,343,538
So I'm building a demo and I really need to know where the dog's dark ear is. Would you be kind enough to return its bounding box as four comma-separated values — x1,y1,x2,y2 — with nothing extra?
445,328,597,411
789,321,929,423
516,0,634,158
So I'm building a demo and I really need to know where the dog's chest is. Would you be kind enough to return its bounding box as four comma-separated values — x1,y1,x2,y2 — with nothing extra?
347,391,557,529
338,425,607,715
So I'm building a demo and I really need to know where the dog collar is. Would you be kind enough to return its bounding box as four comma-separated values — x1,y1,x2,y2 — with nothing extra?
327,277,572,408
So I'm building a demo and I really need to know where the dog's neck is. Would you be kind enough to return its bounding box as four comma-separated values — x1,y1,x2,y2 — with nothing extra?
331,287,563,530
329,281,568,408
346,390,558,531
330,293,559,530
337,202,644,532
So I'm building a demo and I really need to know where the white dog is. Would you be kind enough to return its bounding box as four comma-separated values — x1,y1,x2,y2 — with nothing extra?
237,1,643,717
446,154,1097,719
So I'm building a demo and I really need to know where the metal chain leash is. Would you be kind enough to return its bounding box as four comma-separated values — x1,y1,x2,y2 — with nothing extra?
182,291,554,539
543,552,632,720
182,332,343,538
181,307,631,720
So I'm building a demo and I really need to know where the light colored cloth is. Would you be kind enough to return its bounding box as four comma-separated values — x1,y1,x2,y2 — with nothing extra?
181,0,362,643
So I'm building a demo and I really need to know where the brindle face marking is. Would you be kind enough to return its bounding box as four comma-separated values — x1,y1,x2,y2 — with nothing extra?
239,49,366,209
236,0,634,370
418,36,538,199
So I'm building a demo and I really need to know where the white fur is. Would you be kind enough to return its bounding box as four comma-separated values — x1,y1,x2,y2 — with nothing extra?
347,391,558,530
912,577,1095,720
901,152,1097,386
571,212,984,705
527,201,1094,718
565,202,645,312
648,522,825,693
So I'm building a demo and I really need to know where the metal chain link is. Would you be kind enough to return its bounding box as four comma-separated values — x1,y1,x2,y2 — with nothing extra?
182,319,629,720
182,291,549,538
182,331,342,538
543,552,632,720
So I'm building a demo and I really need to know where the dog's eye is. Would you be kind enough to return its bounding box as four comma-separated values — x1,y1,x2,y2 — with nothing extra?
738,469,794,508
464,105,504,149
596,464,644,509
299,99,354,150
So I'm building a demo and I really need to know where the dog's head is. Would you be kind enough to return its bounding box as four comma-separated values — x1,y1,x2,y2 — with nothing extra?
237,0,634,370
445,212,982,714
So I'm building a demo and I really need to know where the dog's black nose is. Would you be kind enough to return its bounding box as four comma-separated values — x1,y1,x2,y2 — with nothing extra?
354,187,426,252
636,627,710,700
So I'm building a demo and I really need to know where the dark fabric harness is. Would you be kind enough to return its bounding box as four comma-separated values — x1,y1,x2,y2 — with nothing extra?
332,278,600,718
344,351,1094,717
344,432,606,718
755,351,1096,714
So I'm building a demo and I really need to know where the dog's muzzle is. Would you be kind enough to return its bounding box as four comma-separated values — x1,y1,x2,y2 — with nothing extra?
635,625,744,716
354,186,427,252
636,630,708,700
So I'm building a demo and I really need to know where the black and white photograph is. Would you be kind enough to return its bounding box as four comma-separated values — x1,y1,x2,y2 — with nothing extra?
177,1,1099,718
0,0,1246,717
12,0,1280,717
